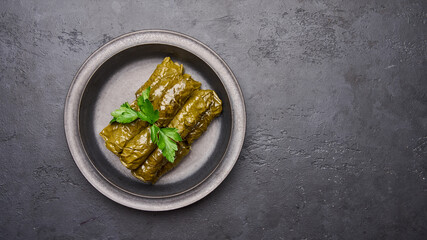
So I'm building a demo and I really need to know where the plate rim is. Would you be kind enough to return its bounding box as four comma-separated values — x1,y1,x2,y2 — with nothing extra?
64,29,246,211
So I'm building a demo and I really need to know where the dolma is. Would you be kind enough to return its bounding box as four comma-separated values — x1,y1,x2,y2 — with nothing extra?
186,90,222,144
134,142,191,183
119,78,202,169
131,90,222,182
152,90,222,183
99,57,184,155
99,101,147,155
135,57,183,98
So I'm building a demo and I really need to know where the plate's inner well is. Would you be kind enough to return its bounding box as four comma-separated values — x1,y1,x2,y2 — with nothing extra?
79,44,232,197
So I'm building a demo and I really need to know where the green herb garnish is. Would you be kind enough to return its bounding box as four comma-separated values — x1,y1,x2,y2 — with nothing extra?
136,87,159,124
110,87,181,163
150,125,182,162
110,102,139,124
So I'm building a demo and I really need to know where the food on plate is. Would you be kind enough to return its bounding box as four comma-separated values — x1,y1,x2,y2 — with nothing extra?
100,57,222,183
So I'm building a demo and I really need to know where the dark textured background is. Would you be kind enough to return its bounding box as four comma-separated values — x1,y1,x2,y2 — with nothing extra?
1,0,426,239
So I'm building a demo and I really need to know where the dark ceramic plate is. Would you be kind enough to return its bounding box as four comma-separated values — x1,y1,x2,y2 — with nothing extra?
64,30,246,211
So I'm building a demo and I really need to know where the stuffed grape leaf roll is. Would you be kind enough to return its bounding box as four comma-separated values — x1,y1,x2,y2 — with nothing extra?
135,57,183,99
186,90,222,144
134,142,191,183
152,90,222,183
150,142,191,183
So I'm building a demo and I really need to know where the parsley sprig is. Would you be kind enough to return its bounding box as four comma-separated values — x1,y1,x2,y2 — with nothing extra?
110,87,182,163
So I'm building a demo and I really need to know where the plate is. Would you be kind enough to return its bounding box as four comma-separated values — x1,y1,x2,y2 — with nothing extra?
64,30,246,211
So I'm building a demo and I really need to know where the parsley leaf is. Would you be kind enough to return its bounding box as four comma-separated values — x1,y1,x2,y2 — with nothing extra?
157,128,181,163
159,128,182,142
137,98,159,124
150,124,160,144
137,87,159,125
110,102,139,123
141,86,151,101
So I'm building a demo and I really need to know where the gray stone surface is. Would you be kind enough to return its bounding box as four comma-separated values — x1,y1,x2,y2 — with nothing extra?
1,0,426,239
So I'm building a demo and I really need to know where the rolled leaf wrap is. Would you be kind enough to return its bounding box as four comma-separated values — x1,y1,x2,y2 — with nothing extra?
168,90,218,138
155,74,200,126
119,127,157,169
132,90,222,182
152,90,222,183
133,142,191,183
99,101,148,155
186,90,222,144
150,142,190,183
135,57,183,99
99,57,184,155
119,77,202,169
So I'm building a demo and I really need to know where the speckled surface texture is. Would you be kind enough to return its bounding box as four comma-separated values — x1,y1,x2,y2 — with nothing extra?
1,0,426,239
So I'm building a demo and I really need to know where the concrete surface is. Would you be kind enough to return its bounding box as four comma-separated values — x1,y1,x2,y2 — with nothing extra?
1,0,426,239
